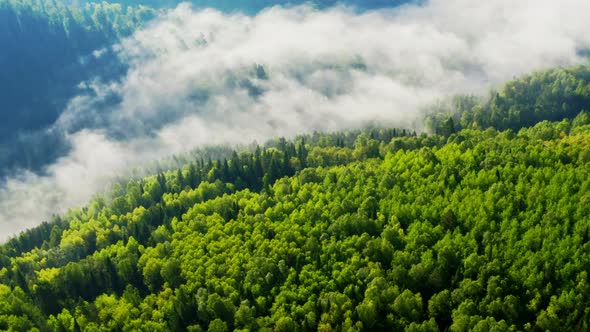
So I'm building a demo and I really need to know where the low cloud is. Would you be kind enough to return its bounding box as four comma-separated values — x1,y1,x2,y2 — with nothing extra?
1,0,590,240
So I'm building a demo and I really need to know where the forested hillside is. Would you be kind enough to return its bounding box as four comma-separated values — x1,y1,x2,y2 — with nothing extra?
2,61,590,330
0,0,155,173
425,65,590,135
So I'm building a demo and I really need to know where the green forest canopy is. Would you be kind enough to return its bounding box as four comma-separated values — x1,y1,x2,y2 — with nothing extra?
1,65,590,330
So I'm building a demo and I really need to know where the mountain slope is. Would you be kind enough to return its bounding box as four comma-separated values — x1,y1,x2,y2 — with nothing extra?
1,114,590,330
2,59,590,330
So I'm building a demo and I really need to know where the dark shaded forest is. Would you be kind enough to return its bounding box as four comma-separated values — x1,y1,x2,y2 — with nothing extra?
0,0,155,174
1,63,590,330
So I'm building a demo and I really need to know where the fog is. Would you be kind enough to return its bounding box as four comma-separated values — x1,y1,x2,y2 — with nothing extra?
2,0,590,240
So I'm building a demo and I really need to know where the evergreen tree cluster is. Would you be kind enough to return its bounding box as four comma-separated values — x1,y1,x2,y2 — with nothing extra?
426,65,590,135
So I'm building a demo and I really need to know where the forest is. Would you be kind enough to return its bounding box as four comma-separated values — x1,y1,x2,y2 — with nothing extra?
1,63,590,330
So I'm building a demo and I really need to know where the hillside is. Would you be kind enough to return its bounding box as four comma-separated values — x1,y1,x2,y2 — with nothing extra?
1,0,590,329
1,69,590,329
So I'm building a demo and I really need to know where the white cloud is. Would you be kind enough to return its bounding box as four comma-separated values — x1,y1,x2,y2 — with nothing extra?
1,0,590,240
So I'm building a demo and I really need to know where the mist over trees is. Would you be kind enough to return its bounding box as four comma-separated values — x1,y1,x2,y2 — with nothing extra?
0,0,155,174
0,0,407,150
1,63,590,329
0,0,412,177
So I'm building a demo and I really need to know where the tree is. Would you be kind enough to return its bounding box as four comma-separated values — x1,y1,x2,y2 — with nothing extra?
208,319,228,332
